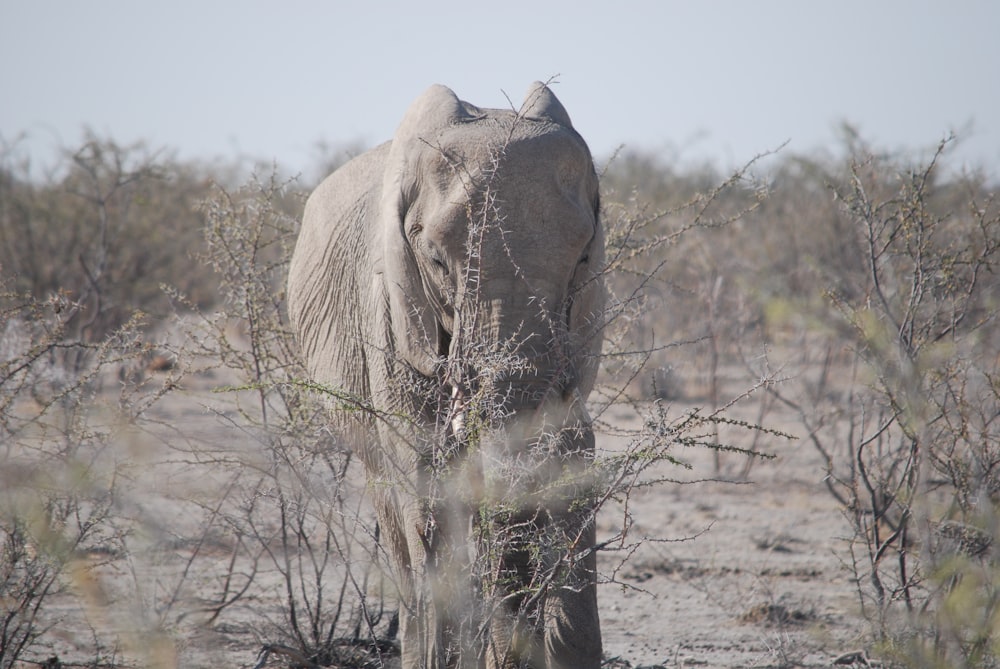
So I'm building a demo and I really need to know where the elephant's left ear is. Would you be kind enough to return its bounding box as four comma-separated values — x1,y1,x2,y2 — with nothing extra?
378,86,469,378
395,84,479,142
520,81,574,128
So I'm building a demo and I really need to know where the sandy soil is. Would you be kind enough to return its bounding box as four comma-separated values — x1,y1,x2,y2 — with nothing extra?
596,403,867,668
25,363,870,669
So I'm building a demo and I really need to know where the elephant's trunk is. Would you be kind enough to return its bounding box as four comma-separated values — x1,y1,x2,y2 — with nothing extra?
448,364,595,510
446,289,581,408
440,306,599,669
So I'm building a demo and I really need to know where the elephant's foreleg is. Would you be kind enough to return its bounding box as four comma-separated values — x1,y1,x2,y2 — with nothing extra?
541,520,601,669
399,485,482,669
369,486,431,669
483,514,600,669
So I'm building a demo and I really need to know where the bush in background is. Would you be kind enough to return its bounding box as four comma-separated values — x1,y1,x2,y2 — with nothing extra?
599,134,1000,666
0,133,221,342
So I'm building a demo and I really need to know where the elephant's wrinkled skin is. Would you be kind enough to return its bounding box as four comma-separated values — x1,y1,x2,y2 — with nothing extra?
288,83,605,669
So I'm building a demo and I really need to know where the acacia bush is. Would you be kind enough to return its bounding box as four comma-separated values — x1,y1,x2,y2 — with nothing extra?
0,279,168,667
782,140,1000,666
0,137,372,666
602,135,1000,665
173,173,394,667
597,149,769,402
0,134,224,342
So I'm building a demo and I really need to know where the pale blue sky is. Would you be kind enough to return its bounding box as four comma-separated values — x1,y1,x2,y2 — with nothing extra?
2,1,998,176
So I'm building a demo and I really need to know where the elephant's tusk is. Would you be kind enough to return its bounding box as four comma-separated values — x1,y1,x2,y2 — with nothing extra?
449,384,467,439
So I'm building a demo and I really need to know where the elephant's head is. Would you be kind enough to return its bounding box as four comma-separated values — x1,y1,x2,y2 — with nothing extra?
380,82,605,418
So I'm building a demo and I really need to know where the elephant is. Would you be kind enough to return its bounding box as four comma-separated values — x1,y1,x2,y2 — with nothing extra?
287,82,605,669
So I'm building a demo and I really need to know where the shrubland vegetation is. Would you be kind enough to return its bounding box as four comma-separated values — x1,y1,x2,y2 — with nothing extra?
1,126,997,668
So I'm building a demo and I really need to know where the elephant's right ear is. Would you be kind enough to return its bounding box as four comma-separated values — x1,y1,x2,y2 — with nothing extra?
378,85,471,376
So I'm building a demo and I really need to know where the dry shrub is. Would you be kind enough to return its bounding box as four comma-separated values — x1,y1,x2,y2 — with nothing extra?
173,173,394,667
736,138,996,665
604,129,1000,666
0,133,218,341
0,280,167,667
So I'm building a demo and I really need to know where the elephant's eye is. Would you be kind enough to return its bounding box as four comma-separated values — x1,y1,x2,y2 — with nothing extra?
578,253,590,265
431,256,449,275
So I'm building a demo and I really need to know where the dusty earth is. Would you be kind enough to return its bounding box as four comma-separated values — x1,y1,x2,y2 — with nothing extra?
595,402,867,668
23,359,870,669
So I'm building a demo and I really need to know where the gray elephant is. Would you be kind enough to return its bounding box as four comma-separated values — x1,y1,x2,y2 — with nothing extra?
287,82,605,669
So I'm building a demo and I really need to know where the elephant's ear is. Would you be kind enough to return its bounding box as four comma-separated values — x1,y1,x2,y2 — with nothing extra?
393,84,480,139
520,81,574,128
380,85,472,376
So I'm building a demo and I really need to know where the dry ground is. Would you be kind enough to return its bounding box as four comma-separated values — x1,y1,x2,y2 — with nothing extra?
24,361,869,669
597,402,867,668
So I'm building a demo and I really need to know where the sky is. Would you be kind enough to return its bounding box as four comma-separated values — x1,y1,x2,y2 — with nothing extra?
2,1,999,178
